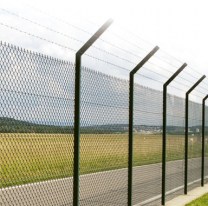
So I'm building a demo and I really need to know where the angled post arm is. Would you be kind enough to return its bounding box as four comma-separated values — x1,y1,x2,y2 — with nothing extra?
162,63,187,205
128,46,159,206
73,19,113,206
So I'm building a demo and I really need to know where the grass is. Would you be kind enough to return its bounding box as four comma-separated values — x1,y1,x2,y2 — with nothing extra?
186,193,208,206
1,133,207,188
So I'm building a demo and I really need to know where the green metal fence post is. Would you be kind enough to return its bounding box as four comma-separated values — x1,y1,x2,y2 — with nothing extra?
162,63,187,205
202,94,208,187
184,75,206,195
128,46,159,206
73,19,113,206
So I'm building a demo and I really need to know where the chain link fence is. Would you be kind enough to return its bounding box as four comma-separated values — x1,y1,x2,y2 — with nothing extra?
188,101,202,192
132,85,162,205
1,42,75,206
79,69,129,205
166,95,185,202
1,42,207,206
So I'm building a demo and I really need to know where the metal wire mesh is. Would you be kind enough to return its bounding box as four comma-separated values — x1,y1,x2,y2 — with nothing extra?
188,101,202,192
1,41,207,206
1,42,75,206
166,94,185,202
132,84,163,205
79,69,129,206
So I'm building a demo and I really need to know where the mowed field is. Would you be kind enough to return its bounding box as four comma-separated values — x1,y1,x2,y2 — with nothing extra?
1,133,206,188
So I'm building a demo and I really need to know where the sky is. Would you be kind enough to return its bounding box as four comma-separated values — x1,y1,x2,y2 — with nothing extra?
0,0,208,104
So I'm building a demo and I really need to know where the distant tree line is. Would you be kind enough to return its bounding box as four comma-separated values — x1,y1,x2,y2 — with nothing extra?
0,125,126,134
1,117,208,135
0,117,126,134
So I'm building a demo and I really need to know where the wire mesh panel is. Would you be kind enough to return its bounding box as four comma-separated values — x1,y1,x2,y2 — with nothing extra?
1,41,208,206
132,85,163,205
1,42,75,206
188,100,202,192
79,69,129,206
166,94,185,202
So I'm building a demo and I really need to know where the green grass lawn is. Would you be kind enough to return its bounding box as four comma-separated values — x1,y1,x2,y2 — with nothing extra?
186,193,208,206
1,133,207,188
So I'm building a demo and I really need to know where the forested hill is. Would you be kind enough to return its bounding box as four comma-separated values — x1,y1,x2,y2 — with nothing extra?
0,117,73,133
0,117,129,134
0,117,205,134
0,117,128,134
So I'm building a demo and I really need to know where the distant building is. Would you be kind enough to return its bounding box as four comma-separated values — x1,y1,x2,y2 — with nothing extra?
196,128,200,133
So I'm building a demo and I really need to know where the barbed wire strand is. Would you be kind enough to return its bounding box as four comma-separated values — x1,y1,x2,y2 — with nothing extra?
143,67,207,96
0,8,145,63
0,21,205,100
22,3,208,88
2,7,208,94
17,2,208,78
20,4,151,58
72,12,208,87
19,5,195,68
114,24,208,87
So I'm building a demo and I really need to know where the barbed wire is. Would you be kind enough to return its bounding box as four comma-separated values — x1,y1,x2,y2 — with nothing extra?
21,4,208,91
110,23,208,87
2,6,208,93
20,6,198,67
24,4,150,53
5,2,206,93
136,67,207,96
2,8,208,94
0,22,76,52
0,21,205,100
168,85,203,99
0,21,130,73
134,73,203,99
19,3,208,81
20,4,151,59
0,8,146,66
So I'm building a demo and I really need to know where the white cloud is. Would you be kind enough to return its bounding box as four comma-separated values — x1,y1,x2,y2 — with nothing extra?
0,0,207,105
